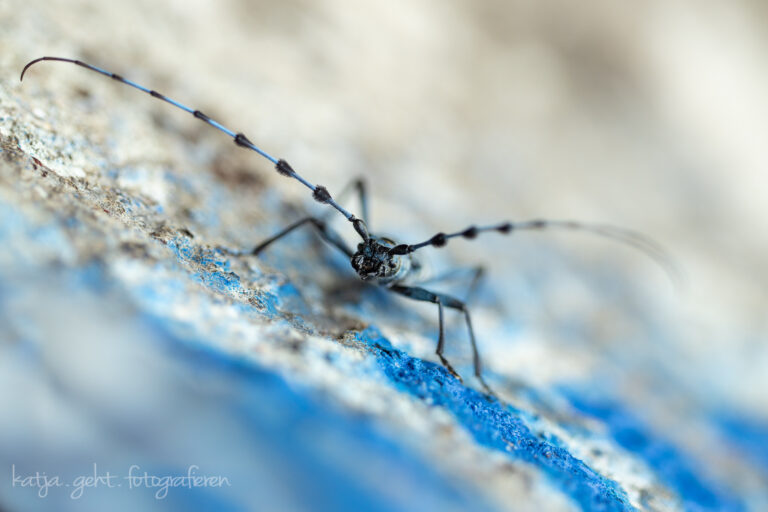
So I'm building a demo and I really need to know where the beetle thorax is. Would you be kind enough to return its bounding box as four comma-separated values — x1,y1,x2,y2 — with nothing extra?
351,236,411,285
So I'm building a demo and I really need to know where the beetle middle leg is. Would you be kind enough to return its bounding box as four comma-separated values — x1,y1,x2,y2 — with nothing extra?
388,284,494,396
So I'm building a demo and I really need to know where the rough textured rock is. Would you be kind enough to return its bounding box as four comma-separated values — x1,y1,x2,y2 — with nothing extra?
1,1,767,511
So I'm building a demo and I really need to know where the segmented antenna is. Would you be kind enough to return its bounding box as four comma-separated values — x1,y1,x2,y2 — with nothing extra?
20,56,370,239
389,219,681,286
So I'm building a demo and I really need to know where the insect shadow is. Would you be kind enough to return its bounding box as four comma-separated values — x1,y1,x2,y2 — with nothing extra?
20,56,680,397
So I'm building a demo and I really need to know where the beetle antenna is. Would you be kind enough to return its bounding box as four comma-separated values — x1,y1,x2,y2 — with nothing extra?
389,219,682,287
20,56,366,234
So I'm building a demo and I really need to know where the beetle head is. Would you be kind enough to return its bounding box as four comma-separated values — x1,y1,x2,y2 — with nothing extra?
351,237,403,282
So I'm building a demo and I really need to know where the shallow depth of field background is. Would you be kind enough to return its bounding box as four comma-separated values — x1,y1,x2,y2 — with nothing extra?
11,0,760,414
1,0,767,510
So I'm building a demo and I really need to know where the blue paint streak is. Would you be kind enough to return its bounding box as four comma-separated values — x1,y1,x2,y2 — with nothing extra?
196,269,240,294
164,237,633,510
166,237,223,267
0,246,493,510
163,237,293,320
717,415,768,475
354,327,634,512
565,394,744,512
143,316,496,512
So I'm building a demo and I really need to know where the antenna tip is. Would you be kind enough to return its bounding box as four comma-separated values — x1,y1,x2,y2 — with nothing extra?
20,56,76,83
20,56,46,82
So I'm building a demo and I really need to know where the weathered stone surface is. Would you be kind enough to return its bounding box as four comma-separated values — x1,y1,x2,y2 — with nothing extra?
2,2,767,511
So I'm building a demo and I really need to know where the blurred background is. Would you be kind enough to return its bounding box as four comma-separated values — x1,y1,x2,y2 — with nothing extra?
1,0,767,511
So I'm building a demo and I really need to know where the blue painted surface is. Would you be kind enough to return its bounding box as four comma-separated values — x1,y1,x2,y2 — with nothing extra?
145,314,495,512
717,415,768,475
0,283,492,511
162,226,751,512
0,200,494,512
564,394,744,512
2,162,763,512
165,236,282,317
352,328,634,512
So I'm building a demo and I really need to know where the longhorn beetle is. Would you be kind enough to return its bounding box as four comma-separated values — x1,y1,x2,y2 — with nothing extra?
20,56,678,396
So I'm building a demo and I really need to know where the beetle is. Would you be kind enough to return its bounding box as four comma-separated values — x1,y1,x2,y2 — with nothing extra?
20,56,677,395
